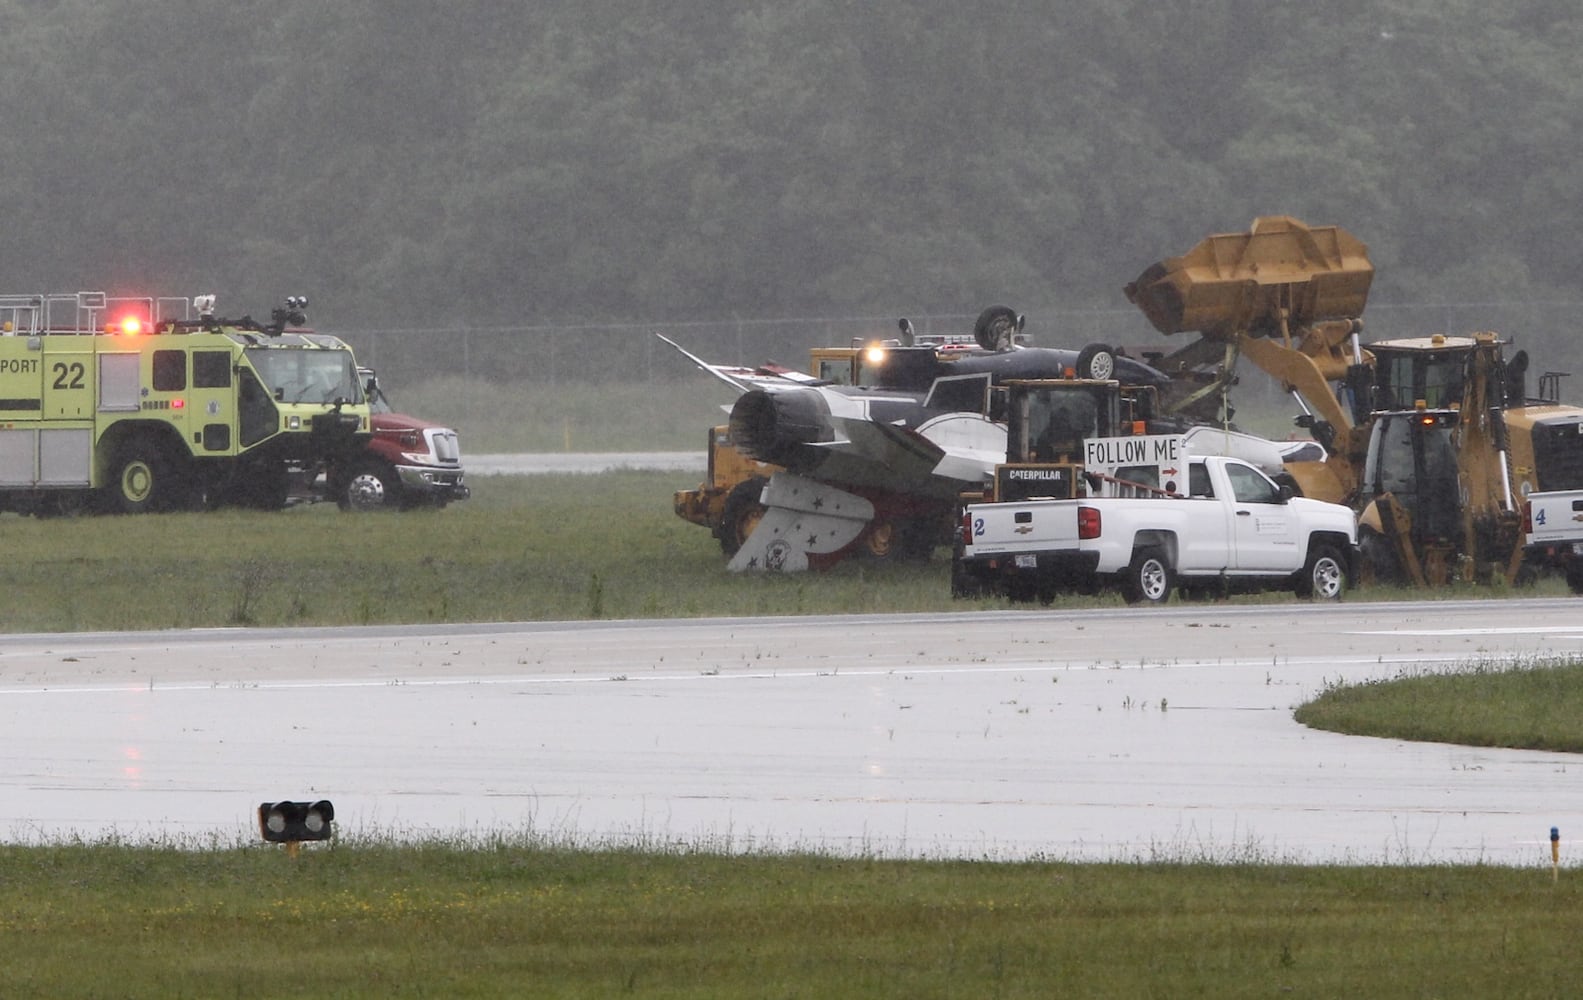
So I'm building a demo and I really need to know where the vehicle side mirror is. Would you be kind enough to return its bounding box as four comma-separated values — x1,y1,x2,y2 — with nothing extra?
1279,484,1294,503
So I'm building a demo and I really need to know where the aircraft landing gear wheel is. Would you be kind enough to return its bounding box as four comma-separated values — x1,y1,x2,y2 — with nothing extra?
717,476,768,556
973,305,1020,351
1075,343,1116,381
1122,546,1174,605
1297,544,1347,599
339,461,401,512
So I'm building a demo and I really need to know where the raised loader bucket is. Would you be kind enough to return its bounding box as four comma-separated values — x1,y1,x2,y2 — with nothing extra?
1125,215,1373,338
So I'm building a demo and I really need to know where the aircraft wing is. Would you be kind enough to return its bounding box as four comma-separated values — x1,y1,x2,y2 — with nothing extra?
825,411,1005,494
655,333,822,395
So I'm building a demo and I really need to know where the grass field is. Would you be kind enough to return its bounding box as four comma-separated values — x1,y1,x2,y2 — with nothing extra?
0,471,962,632
0,468,1565,633
6,840,1583,999
1295,657,1583,753
5,470,1583,997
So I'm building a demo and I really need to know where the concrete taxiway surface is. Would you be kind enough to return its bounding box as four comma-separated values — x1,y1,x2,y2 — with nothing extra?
1,599,1579,863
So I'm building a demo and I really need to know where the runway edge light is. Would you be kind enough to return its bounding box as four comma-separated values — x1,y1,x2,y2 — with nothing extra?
259,799,335,853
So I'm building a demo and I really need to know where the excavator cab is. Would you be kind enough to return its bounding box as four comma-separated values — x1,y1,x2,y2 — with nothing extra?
1359,409,1462,549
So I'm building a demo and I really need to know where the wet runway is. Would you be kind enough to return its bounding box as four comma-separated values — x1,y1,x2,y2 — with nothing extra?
1,599,1580,863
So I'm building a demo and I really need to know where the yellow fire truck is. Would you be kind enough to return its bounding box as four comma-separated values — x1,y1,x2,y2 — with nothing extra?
0,292,369,515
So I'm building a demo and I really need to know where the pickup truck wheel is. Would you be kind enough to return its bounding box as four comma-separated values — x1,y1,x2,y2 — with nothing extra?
1075,343,1116,381
339,461,401,512
1298,544,1347,599
717,477,768,556
1122,547,1174,605
1566,563,1583,595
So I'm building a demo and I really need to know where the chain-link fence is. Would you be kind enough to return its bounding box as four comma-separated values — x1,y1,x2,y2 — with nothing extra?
328,300,1583,390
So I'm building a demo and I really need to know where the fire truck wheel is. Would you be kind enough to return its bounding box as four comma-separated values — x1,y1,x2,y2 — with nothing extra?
339,461,401,512
1075,343,1116,381
109,440,173,514
1122,546,1174,605
717,477,768,556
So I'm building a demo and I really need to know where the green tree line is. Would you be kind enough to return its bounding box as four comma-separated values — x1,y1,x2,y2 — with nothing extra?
1,1,1579,371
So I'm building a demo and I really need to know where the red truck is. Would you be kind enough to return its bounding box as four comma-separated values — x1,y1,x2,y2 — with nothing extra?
332,368,469,511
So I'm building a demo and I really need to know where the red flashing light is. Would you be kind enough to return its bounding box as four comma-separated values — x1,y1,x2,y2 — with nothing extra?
171,398,185,409
121,316,143,335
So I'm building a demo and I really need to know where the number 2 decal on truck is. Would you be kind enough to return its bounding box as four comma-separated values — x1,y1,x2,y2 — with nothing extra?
51,361,85,389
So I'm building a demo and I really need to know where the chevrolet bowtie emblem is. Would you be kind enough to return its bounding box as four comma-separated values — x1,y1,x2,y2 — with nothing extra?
1015,525,1033,534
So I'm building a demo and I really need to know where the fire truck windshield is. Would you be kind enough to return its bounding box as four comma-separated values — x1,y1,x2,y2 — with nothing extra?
245,347,363,405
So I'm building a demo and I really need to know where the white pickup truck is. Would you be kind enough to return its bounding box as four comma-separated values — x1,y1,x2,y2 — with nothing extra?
1525,489,1583,593
954,439,1359,604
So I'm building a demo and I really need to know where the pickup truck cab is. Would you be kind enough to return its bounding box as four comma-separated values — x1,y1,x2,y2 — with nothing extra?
956,451,1358,604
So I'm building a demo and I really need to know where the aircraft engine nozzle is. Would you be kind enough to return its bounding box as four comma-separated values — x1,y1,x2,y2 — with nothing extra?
729,388,833,464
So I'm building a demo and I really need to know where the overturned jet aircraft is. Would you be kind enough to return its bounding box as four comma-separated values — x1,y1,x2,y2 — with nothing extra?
662,307,1175,572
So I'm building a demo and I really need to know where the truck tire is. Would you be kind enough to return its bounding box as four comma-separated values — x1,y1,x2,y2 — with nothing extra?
1075,343,1116,381
109,439,174,514
339,460,401,512
1297,543,1347,599
1122,547,1174,605
717,476,768,556
861,519,934,563
950,557,989,599
1567,562,1583,596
